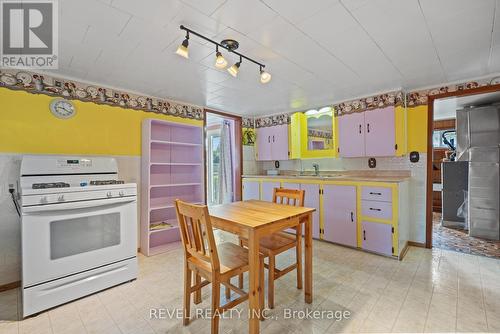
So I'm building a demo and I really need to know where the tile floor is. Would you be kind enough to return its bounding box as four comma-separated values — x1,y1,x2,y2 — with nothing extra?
433,212,500,259
1,231,500,333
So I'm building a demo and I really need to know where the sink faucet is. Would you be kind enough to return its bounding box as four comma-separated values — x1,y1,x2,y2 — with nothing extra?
312,163,319,176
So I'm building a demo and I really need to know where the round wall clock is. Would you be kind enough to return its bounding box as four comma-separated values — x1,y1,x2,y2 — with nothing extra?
49,98,76,119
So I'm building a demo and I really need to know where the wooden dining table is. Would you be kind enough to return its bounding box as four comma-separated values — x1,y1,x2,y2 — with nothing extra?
208,200,315,334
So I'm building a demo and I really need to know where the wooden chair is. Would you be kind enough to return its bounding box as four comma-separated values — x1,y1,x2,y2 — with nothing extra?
239,188,305,309
175,200,264,334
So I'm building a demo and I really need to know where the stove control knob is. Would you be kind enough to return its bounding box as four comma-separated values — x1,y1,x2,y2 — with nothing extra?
40,196,48,204
58,195,65,202
119,191,124,197
106,191,112,198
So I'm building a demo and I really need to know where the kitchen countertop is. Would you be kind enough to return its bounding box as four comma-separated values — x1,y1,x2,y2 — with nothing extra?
242,171,411,183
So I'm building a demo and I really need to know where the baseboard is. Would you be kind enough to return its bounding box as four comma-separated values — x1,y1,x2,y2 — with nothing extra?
408,241,426,248
0,280,20,292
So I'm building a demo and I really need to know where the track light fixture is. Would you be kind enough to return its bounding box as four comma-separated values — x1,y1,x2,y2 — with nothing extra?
176,25,271,84
214,46,227,69
175,31,189,59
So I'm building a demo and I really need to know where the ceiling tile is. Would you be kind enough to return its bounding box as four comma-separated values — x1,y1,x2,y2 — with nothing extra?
111,0,182,25
61,0,131,38
299,8,401,82
420,0,495,81
262,0,338,24
210,0,278,35
180,0,228,16
170,3,229,38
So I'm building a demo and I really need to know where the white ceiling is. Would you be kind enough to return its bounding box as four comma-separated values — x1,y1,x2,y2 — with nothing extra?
434,91,500,120
48,0,500,116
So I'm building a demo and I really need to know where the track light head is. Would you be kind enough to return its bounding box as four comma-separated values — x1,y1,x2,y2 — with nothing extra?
228,58,241,77
215,47,227,69
176,33,189,59
260,67,271,84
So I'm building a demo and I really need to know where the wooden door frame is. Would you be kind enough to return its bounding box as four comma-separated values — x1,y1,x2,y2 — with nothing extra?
425,83,500,248
203,109,243,202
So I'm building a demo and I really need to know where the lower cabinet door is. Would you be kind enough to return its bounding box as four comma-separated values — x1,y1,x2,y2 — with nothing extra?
362,221,393,256
261,181,280,202
242,180,260,200
281,182,301,233
323,185,357,247
300,183,320,239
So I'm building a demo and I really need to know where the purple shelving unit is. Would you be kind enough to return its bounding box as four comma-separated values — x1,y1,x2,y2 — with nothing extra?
141,119,204,256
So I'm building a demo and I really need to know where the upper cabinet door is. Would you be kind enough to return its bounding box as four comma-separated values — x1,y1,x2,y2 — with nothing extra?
256,127,272,161
338,112,365,157
364,106,395,157
271,124,289,161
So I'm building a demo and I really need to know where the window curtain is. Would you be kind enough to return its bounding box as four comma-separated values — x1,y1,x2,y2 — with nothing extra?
218,120,233,204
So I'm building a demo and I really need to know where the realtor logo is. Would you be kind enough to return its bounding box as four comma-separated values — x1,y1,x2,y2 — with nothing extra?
1,0,58,69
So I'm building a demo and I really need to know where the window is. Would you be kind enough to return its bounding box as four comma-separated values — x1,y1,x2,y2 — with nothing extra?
208,134,220,205
433,130,457,149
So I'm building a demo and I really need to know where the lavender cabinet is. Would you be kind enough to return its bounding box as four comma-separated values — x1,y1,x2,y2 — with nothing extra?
242,180,260,200
261,181,280,202
323,185,357,247
280,182,319,238
272,124,290,160
256,127,272,161
338,112,365,157
256,125,289,161
364,106,395,157
301,183,320,239
337,106,396,157
361,221,393,256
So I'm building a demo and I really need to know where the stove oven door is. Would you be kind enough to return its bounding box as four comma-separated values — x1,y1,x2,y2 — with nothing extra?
21,197,137,287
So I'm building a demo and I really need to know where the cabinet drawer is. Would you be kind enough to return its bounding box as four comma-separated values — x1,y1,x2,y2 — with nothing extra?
362,200,392,220
361,186,392,202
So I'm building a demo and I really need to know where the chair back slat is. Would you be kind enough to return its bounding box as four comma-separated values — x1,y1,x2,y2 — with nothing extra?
175,200,220,272
273,188,305,207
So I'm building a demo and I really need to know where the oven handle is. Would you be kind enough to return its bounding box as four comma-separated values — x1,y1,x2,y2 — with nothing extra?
22,196,136,213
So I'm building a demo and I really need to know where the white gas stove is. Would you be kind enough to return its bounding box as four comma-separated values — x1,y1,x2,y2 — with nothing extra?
19,155,138,317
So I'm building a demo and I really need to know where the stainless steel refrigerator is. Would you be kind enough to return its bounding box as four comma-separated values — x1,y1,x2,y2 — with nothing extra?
456,105,500,240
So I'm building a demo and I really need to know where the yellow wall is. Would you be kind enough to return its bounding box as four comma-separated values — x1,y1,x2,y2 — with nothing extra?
407,105,428,153
0,88,202,156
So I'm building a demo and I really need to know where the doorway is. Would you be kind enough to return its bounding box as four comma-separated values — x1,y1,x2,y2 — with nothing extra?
204,110,242,206
426,86,500,258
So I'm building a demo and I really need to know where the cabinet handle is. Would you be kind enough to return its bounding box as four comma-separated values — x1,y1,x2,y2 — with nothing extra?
369,192,382,195
363,230,366,240
350,212,354,222
369,207,382,211
272,135,275,142
367,123,370,133
359,124,362,134
268,136,270,143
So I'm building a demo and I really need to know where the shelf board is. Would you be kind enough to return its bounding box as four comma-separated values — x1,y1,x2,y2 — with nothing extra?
150,201,204,211
150,162,202,166
149,219,179,234
150,183,201,188
150,204,174,211
151,140,201,147
148,242,181,256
